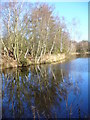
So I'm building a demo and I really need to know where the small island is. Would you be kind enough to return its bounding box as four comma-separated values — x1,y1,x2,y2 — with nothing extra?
0,3,89,69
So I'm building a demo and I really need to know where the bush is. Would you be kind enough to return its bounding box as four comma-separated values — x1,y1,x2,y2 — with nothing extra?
19,56,28,66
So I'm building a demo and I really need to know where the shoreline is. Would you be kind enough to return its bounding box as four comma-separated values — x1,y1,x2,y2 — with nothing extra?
0,52,90,70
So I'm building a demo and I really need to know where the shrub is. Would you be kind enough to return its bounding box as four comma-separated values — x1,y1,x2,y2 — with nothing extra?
19,56,28,66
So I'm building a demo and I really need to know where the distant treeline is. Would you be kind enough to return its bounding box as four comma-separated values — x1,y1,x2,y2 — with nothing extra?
70,40,89,53
0,2,89,65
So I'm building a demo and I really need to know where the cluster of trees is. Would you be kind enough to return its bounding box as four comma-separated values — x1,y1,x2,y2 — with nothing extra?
0,2,71,65
0,2,89,65
76,41,89,53
70,40,89,53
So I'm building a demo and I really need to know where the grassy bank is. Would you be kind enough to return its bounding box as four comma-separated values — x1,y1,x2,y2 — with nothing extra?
0,52,90,69
0,53,65,69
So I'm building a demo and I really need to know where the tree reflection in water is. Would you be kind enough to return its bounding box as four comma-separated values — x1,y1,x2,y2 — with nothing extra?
1,63,85,119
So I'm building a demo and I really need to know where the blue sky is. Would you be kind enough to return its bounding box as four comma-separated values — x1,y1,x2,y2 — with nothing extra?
48,2,88,41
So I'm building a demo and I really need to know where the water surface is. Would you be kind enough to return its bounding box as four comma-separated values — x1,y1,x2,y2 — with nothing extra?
1,57,89,119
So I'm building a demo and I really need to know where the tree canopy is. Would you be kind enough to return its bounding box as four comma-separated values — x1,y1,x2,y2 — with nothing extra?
0,2,89,66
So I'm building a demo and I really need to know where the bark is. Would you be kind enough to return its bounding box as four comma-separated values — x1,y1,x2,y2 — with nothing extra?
24,49,28,58
50,41,55,55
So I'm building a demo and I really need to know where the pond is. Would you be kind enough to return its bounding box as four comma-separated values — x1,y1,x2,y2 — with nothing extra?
0,57,89,119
